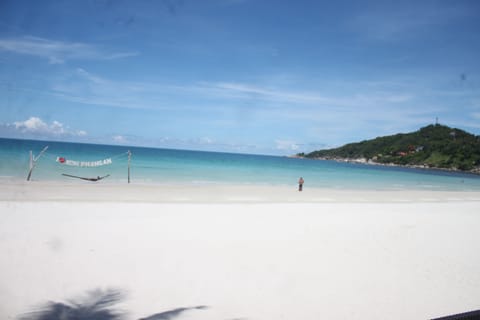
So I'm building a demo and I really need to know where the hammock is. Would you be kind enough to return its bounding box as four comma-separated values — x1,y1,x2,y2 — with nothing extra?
62,174,110,182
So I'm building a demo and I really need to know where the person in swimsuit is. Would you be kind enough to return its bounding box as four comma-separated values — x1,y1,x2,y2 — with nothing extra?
298,177,304,191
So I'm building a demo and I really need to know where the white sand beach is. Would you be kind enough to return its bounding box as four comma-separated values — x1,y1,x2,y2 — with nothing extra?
1,181,480,320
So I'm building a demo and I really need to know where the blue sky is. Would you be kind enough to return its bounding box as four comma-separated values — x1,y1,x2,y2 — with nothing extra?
0,0,479,155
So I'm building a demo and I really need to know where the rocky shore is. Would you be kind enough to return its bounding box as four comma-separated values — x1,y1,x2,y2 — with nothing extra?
294,155,480,175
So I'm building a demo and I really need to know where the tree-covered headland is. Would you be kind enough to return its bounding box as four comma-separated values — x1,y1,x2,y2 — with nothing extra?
298,124,480,173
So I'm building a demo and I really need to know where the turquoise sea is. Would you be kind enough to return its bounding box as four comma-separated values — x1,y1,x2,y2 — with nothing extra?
1,137,480,191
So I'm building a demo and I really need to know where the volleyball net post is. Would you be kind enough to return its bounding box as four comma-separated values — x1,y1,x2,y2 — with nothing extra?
127,150,131,184
26,146,49,181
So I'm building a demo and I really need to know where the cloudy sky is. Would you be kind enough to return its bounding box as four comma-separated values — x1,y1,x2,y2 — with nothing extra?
0,0,479,155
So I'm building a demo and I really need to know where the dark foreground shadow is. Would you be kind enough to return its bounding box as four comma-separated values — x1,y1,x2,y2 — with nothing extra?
19,288,208,320
138,305,208,320
431,309,480,320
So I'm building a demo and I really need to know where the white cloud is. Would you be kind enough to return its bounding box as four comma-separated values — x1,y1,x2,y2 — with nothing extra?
0,36,138,64
50,121,66,135
75,68,108,84
14,117,50,133
196,81,413,108
50,67,415,114
12,117,87,137
275,140,301,152
112,135,127,143
51,68,164,109
200,82,339,105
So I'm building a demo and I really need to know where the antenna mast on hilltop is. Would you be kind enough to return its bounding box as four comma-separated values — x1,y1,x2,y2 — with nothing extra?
435,117,439,126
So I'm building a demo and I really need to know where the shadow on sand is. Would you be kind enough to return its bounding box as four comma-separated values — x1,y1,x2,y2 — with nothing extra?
19,288,208,320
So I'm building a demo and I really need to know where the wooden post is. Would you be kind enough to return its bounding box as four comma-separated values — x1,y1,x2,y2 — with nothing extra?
127,150,131,184
27,146,48,181
27,150,34,181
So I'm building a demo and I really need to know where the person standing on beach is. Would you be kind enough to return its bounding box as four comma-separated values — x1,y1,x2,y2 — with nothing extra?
298,177,304,191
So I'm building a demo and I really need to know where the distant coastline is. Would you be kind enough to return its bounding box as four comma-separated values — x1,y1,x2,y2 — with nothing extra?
293,154,480,176
296,124,480,175
3,137,480,191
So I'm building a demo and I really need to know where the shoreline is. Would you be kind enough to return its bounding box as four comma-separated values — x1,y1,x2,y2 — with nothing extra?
2,176,480,319
2,180,480,203
294,155,480,176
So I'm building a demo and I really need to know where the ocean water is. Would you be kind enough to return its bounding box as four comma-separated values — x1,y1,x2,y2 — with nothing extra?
1,137,480,191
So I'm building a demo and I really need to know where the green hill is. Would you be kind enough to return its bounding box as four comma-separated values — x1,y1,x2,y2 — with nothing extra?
300,124,480,172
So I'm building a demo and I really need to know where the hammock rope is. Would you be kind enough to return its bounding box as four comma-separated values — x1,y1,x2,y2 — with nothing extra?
27,147,131,183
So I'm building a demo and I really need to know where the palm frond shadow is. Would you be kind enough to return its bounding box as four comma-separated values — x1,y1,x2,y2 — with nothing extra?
19,288,208,320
